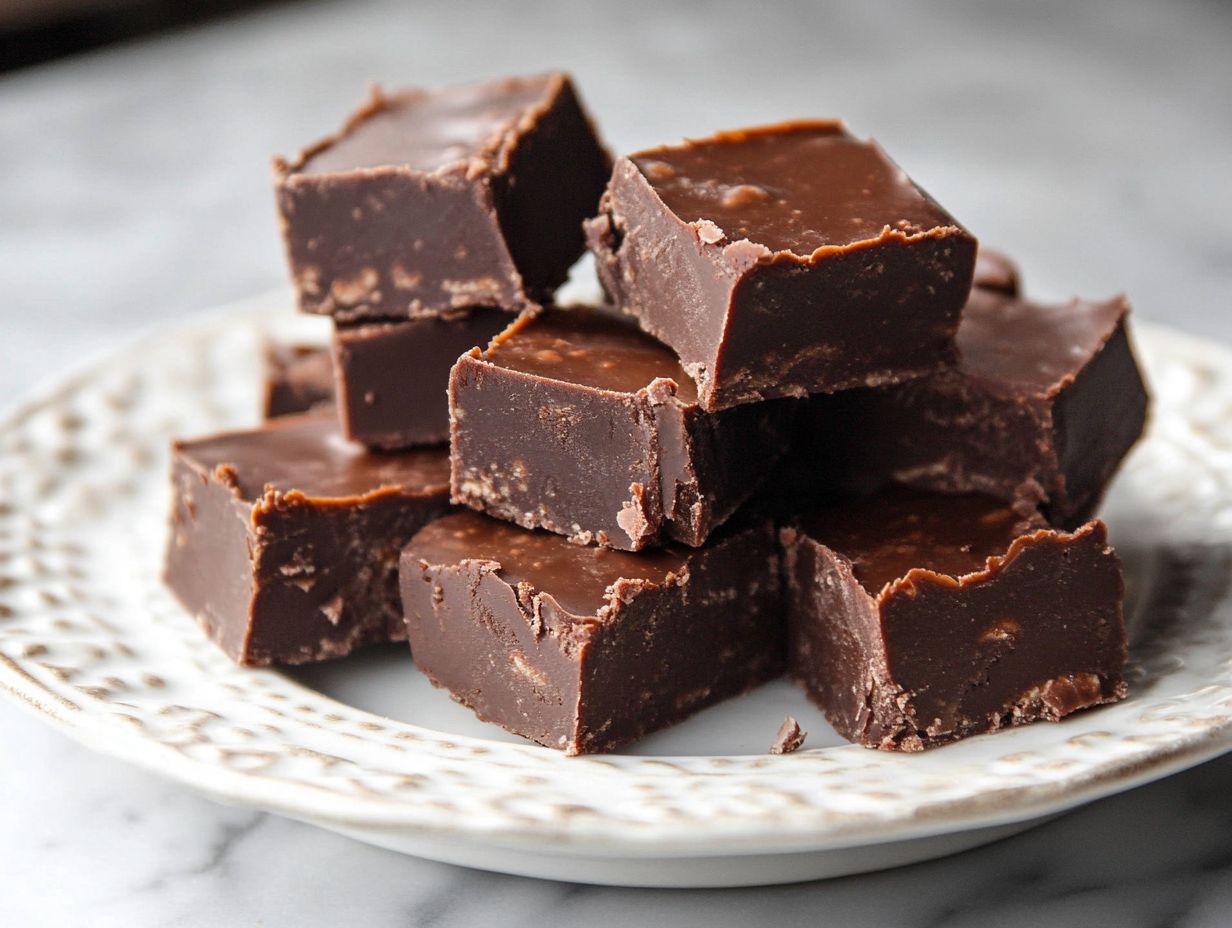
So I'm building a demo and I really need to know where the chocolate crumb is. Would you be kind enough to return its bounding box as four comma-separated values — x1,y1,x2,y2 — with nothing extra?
770,716,807,754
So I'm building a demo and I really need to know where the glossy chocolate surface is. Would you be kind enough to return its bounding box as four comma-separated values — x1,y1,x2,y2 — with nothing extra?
486,307,699,402
785,490,1128,751
776,286,1148,527
587,122,976,410
959,289,1130,392
301,77,554,176
634,122,960,255
450,307,796,550
333,309,509,449
402,513,784,753
798,489,1038,594
181,415,450,500
404,509,688,617
276,72,610,320
163,415,450,666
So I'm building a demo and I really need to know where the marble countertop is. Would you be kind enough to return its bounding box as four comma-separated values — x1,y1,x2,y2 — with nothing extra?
2,0,1230,924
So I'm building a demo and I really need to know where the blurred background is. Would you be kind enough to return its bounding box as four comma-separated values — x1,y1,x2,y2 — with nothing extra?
2,0,1230,409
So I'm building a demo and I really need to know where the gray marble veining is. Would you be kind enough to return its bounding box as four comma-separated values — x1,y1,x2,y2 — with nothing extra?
1,0,1230,924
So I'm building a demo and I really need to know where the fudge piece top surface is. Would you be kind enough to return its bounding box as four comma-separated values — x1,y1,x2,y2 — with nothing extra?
958,289,1130,393
797,490,1044,595
628,121,963,257
408,510,690,616
481,307,699,401
175,415,450,502
295,72,565,177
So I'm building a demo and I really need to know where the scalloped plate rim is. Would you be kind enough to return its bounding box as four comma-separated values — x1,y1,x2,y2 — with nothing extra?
0,291,1229,865
3,659,1228,858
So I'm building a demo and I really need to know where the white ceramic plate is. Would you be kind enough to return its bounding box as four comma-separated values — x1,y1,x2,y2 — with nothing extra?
1,293,1230,888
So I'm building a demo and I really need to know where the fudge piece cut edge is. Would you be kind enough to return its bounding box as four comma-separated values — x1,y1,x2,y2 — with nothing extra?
447,316,663,550
447,309,796,550
1047,295,1150,526
331,308,511,450
768,290,1149,526
274,73,611,321
400,515,786,754
783,516,1128,752
163,419,452,666
587,122,976,410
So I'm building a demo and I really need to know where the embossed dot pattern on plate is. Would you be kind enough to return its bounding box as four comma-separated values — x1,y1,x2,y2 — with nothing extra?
0,296,1229,856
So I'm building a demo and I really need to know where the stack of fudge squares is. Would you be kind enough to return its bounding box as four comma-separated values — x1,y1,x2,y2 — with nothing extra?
164,72,1149,755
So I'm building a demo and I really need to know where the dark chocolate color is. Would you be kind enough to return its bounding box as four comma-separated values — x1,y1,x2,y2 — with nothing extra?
783,489,1127,751
587,121,977,410
333,308,509,449
262,343,335,418
779,289,1148,527
401,511,785,754
810,491,1038,593
163,415,451,665
449,307,797,550
275,72,610,321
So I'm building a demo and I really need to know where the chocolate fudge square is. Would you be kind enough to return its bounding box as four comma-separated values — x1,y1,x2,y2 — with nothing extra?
783,490,1127,752
332,308,508,450
401,512,785,754
791,289,1148,526
449,307,797,551
164,415,450,666
587,121,977,410
275,72,611,321
263,342,335,419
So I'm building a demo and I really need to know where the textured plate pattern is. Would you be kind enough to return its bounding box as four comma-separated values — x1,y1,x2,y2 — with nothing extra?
1,295,1230,857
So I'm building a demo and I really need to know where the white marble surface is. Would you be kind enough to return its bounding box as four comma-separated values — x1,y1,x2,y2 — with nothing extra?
2,0,1231,924
3,703,1232,927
